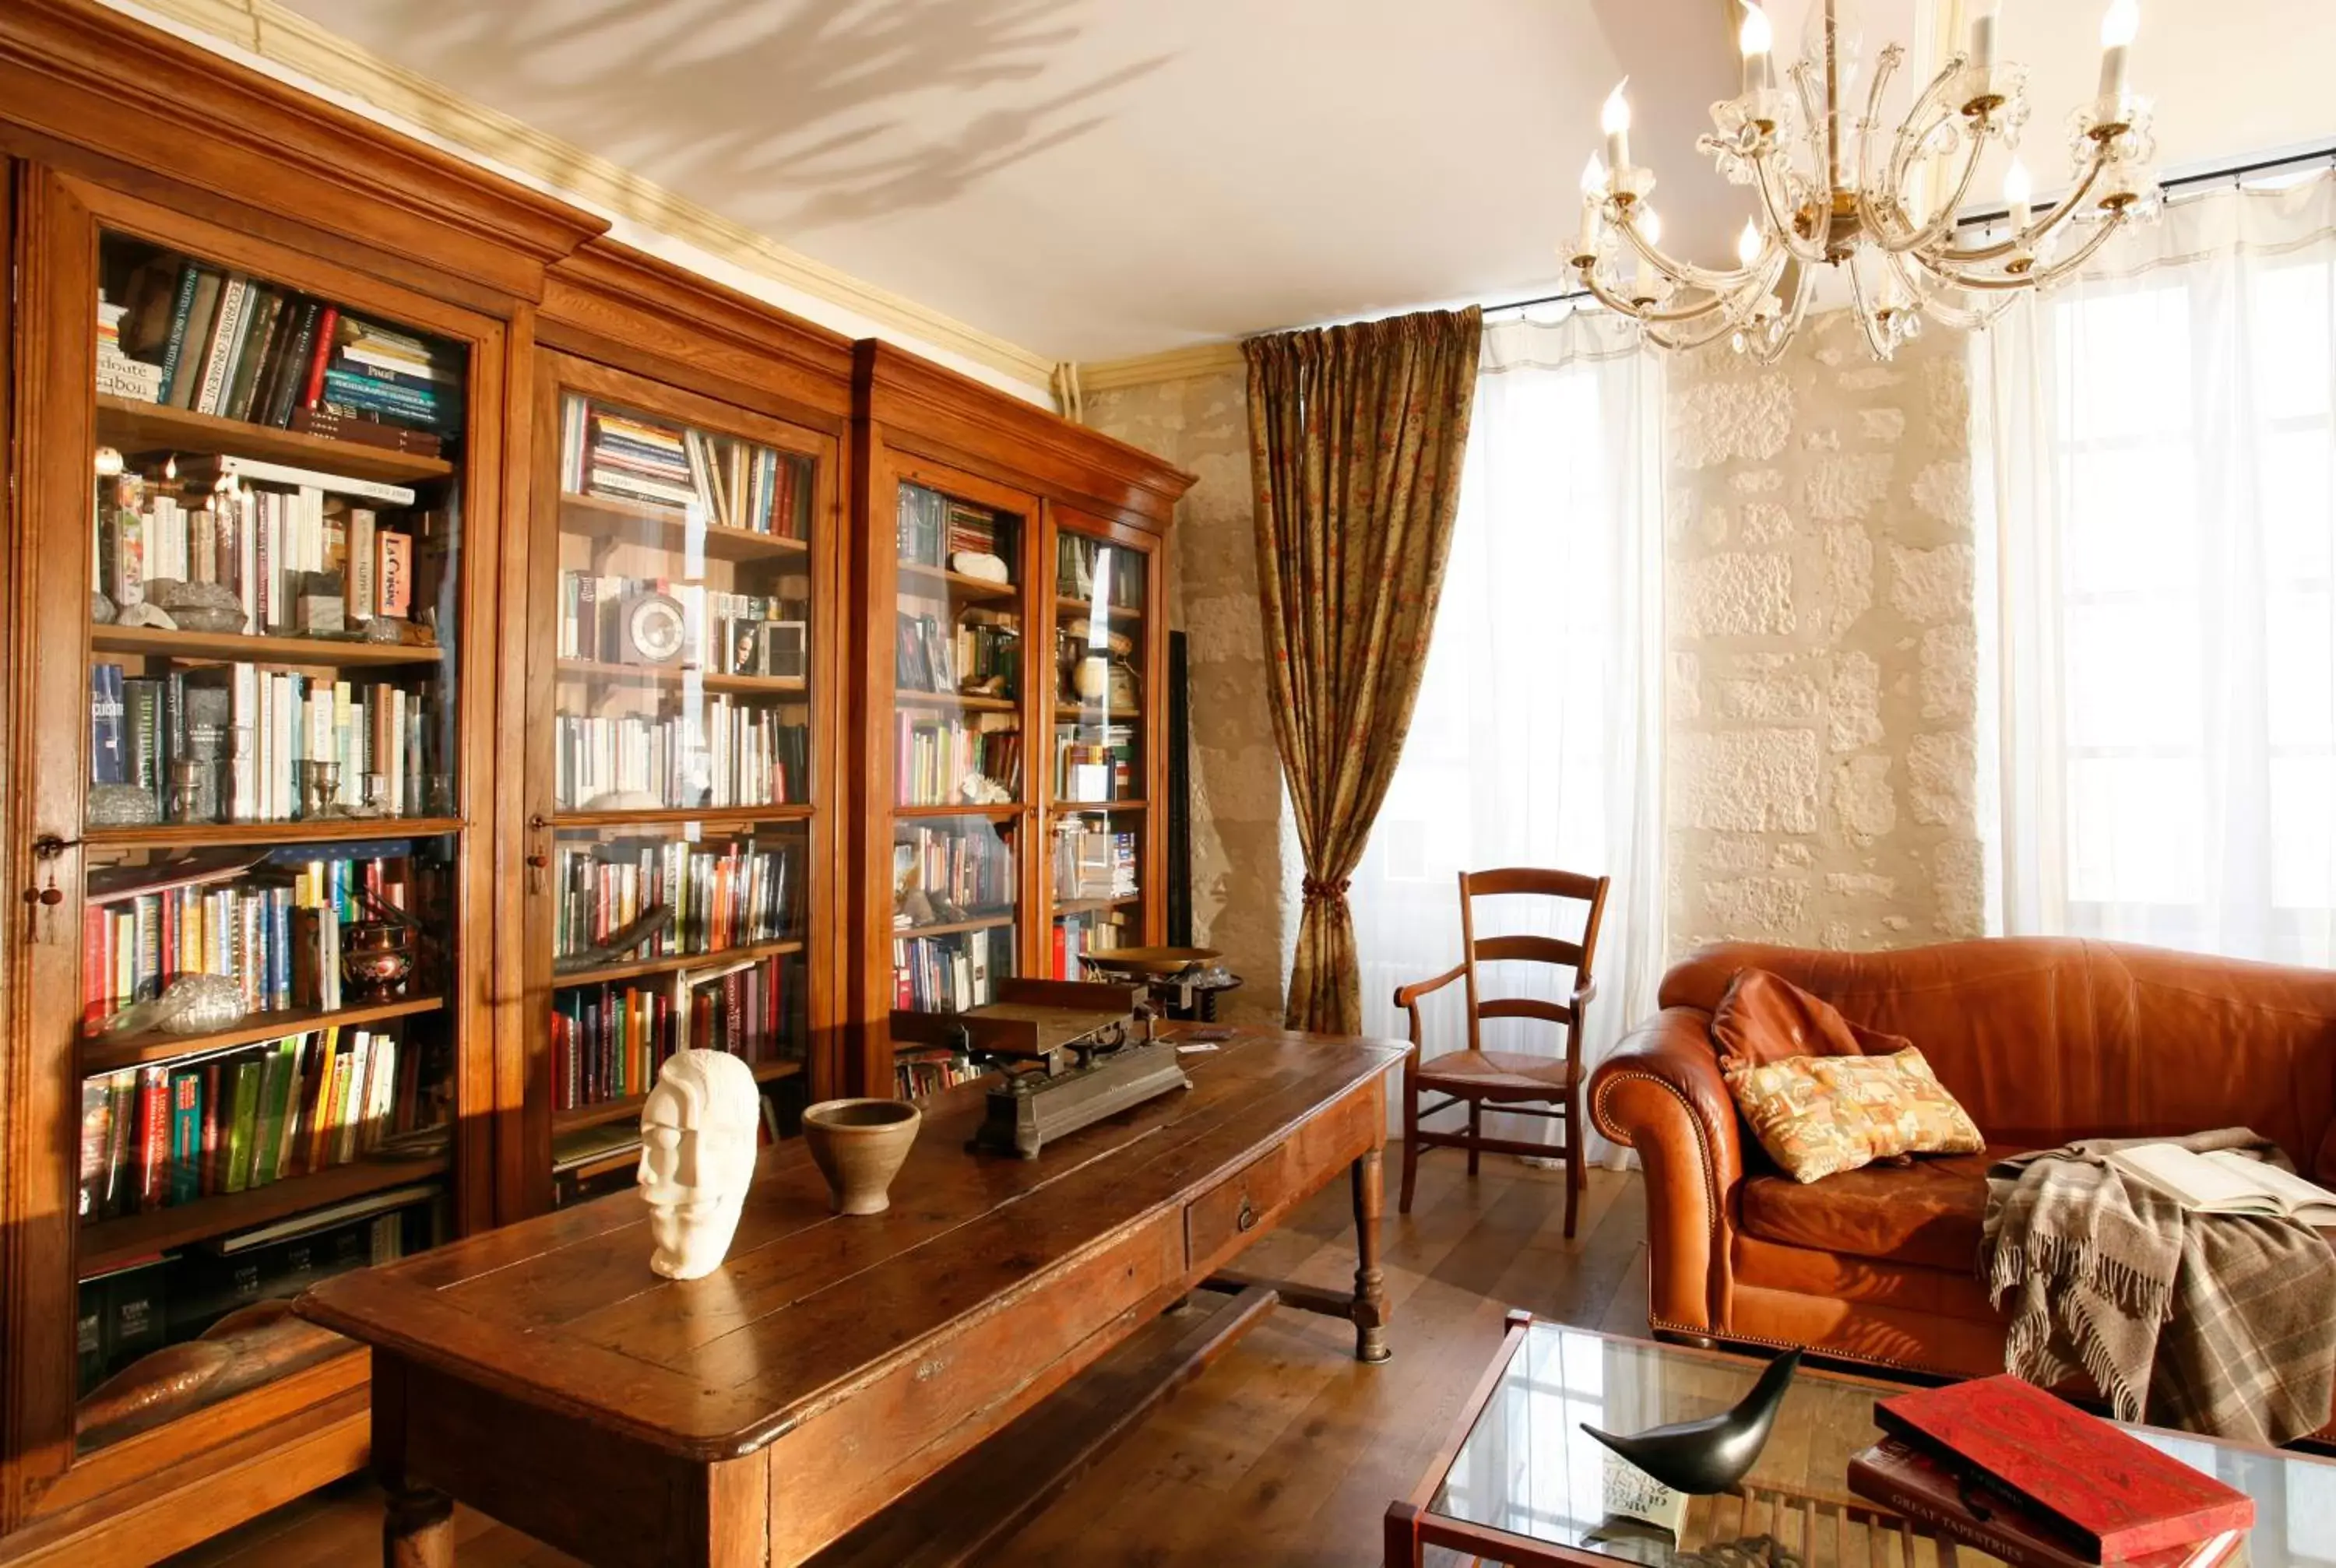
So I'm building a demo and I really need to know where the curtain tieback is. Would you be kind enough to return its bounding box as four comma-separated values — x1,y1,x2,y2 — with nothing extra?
1300,874,1352,907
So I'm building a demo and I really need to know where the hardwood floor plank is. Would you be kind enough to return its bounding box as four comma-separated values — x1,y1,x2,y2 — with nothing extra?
160,1148,1648,1568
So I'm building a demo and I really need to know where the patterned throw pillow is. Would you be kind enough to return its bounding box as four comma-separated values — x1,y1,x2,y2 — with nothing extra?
1722,1046,1985,1184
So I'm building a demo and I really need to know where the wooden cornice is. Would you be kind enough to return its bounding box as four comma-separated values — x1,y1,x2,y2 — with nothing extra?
540,238,855,424
0,0,606,301
857,341,1195,529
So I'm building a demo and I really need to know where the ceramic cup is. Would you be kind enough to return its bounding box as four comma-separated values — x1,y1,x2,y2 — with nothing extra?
801,1099,922,1216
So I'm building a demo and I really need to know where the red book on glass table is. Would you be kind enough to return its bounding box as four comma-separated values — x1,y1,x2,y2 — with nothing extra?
1873,1375,2255,1562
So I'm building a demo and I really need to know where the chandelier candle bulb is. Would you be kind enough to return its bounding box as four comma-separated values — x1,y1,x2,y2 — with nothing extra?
2004,158,2033,232
2098,0,2137,100
1736,219,1762,269
1970,0,2000,71
1739,3,1775,93
1602,80,1632,174
1578,156,1607,259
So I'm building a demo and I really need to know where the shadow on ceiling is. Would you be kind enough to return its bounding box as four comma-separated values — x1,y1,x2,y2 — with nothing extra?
356,0,1172,233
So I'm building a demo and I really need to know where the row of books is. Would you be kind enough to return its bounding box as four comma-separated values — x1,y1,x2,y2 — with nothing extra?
1052,825,1137,902
561,397,804,537
1055,726,1138,802
551,838,797,965
1057,534,1138,610
556,571,807,677
895,824,1015,913
1053,909,1131,980
79,1194,432,1397
894,1048,979,1101
895,714,1022,807
895,610,1018,696
549,959,792,1111
108,256,460,447
897,483,1017,575
97,466,420,631
93,663,432,824
1850,1375,2255,1568
553,706,807,813
78,1026,414,1220
894,926,1012,1013
81,856,396,1032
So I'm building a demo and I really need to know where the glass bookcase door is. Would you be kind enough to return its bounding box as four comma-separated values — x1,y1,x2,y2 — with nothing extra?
1047,521,1152,972
538,370,825,1205
70,225,479,1450
892,478,1027,812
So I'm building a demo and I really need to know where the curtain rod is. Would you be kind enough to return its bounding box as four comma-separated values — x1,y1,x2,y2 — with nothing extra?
1476,141,2336,322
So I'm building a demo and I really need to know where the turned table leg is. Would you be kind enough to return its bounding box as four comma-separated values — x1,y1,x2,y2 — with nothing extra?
384,1479,454,1568
1351,1146,1391,1363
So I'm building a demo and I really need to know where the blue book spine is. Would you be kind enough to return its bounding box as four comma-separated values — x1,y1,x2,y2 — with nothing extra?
322,369,438,414
167,1070,202,1204
90,663,126,786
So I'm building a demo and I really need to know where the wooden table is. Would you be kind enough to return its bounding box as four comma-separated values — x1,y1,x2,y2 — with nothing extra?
300,1027,1403,1567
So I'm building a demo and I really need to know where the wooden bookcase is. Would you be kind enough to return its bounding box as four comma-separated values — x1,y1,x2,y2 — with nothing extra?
852,345,1192,1099
0,5,1191,1561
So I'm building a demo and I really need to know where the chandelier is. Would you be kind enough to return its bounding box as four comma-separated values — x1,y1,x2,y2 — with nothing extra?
1570,0,2161,360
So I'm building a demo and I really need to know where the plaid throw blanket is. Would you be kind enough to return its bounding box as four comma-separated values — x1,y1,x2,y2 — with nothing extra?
1981,1128,2336,1446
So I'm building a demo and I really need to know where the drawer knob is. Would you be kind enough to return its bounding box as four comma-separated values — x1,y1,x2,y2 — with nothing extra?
1237,1199,1258,1233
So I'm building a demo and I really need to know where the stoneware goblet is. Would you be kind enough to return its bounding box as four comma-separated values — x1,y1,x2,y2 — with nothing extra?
801,1099,921,1215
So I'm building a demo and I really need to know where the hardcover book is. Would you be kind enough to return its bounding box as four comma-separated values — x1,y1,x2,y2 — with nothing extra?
1873,1376,2256,1561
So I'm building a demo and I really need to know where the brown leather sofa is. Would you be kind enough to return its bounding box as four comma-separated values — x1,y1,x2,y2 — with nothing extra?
1587,938,2336,1382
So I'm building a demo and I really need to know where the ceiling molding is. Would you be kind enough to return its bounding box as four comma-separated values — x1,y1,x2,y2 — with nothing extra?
124,0,1061,392
1078,340,1247,395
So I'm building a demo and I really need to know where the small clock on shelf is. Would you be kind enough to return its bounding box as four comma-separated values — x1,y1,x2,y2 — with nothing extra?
620,590,688,666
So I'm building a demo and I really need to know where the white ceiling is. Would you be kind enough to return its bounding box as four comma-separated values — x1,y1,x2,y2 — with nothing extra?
279,0,2335,364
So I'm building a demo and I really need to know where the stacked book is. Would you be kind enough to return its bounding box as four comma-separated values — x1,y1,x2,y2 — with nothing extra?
1054,725,1136,801
894,610,1018,697
97,297,163,401
97,461,422,632
1057,534,1133,610
552,704,806,813
895,483,1016,573
1053,909,1130,980
558,397,804,536
894,713,1022,806
94,659,431,824
551,838,795,967
549,954,790,1111
894,1049,978,1100
79,1025,414,1219
894,926,1011,1013
83,855,412,1032
1849,1376,2253,1568
107,255,459,453
895,824,1015,919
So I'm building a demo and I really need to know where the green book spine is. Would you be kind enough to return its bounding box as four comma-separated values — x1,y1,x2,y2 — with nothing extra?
167,1068,202,1204
222,1059,263,1194
153,263,201,404
250,1040,297,1187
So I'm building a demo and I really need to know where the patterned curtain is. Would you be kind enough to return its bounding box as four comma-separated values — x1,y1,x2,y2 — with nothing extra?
1245,307,1483,1034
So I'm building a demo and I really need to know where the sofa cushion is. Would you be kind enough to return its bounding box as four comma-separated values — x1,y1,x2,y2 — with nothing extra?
1738,1146,2028,1272
1725,1047,1987,1183
1710,968,1912,1068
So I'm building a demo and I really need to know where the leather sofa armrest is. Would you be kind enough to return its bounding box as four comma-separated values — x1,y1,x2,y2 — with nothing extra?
1588,1007,1741,1337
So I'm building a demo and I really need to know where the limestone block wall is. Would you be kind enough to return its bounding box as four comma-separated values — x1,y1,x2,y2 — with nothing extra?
1083,367,1293,1022
1663,309,1984,954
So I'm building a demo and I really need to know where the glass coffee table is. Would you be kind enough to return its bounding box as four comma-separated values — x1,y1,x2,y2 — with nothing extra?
1388,1315,2336,1568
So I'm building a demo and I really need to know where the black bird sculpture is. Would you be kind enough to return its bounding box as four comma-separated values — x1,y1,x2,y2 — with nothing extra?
1581,1348,1802,1495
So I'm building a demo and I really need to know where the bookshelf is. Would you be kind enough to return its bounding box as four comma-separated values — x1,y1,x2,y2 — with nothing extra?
1043,511,1163,980
519,352,839,1210
2,171,510,1522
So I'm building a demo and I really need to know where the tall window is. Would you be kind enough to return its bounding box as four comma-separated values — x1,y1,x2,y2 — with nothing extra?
1349,311,1665,1156
1983,174,2336,963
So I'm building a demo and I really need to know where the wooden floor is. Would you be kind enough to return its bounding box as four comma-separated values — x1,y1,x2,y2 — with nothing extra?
164,1147,1650,1568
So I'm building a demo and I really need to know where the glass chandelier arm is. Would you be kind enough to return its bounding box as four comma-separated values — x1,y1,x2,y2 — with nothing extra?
1859,61,1989,256
1644,276,1778,352
1577,258,1772,328
1930,143,2113,265
1885,249,2020,331
1745,262,1818,365
1912,206,2128,290
1750,146,1831,264
1611,207,1785,294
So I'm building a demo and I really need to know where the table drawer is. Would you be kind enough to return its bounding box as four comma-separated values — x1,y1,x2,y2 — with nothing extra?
1185,1141,1302,1268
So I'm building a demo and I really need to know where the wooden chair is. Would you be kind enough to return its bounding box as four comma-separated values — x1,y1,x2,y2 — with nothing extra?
1391,867,1612,1238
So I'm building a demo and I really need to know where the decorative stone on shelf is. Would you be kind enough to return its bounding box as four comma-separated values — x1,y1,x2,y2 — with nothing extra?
638,1048,761,1280
951,550,1010,583
146,578,249,634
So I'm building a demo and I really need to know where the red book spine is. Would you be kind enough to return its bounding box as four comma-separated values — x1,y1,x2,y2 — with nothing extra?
199,1061,223,1196
300,304,339,410
82,909,107,1035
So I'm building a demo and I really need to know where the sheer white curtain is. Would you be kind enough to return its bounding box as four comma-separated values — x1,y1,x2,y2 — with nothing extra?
1351,310,1666,1161
1979,172,2336,963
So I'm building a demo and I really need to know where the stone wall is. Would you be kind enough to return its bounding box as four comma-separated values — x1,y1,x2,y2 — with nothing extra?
1663,309,1983,953
1083,367,1293,1023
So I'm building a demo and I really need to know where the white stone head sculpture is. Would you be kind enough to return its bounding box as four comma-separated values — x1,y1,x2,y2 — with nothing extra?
638,1049,761,1280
